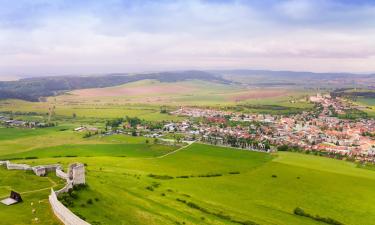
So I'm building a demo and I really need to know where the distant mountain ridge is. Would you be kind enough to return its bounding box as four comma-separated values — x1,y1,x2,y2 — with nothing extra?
211,69,375,87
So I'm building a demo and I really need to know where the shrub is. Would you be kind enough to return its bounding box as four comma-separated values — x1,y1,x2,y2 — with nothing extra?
277,145,289,151
148,174,174,180
229,171,240,174
25,156,38,160
293,207,344,225
294,207,305,216
73,183,88,191
176,198,187,203
198,173,222,178
151,182,161,188
146,186,154,191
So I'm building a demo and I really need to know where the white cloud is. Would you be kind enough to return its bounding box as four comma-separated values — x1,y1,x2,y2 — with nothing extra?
0,0,375,76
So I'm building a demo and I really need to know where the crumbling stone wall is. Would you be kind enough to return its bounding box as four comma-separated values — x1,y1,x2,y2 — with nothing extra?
1,160,90,225
49,189,90,225
56,168,69,180
6,162,31,170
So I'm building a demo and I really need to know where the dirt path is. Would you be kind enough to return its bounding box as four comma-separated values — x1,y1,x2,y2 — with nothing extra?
157,140,195,158
0,177,58,199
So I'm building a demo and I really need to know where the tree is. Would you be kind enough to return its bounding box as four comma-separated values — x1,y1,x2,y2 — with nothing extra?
277,145,289,151
160,105,167,114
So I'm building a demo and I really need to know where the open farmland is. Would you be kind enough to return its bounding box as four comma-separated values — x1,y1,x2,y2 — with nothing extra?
1,126,375,225
0,80,313,121
61,80,310,106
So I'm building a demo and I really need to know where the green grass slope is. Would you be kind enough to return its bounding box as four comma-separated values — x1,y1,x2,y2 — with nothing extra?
9,143,375,225
0,168,64,225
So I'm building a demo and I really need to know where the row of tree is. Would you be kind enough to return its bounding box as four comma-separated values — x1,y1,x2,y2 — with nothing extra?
203,135,271,151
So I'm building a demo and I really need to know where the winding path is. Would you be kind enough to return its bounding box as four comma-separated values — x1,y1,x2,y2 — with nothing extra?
157,140,195,158
0,177,58,199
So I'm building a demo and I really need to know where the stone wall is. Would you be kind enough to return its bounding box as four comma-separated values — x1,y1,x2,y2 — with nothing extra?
6,162,32,170
1,160,91,225
49,189,90,225
54,181,73,196
56,168,69,180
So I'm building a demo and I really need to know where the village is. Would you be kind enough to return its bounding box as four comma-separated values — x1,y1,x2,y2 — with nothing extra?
3,93,375,164
120,93,375,164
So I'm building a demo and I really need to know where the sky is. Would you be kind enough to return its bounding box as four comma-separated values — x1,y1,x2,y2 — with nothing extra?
0,0,375,78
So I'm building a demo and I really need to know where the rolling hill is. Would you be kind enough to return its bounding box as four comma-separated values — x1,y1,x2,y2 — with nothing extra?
0,71,229,101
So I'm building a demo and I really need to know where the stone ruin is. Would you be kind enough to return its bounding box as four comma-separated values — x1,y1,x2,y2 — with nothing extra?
68,163,86,185
0,160,90,225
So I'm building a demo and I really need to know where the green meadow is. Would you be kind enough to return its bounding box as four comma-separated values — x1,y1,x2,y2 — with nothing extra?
0,167,64,225
1,126,375,225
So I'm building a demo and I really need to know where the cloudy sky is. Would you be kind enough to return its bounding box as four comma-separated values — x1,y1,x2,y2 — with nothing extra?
0,0,375,77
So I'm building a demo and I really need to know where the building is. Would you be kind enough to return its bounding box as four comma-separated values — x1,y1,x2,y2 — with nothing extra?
1,191,22,206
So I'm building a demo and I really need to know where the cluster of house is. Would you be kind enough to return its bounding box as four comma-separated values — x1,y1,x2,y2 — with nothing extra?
167,94,375,162
74,126,99,132
0,115,48,128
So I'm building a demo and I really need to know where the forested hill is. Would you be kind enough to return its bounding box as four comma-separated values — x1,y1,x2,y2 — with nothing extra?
0,71,229,101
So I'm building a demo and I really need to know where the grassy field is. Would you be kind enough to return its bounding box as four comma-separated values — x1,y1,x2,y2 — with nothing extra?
356,97,375,106
0,168,64,225
1,126,375,225
345,96,375,117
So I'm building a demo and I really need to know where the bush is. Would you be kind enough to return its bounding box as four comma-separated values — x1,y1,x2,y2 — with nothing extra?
293,207,344,225
198,173,222,178
73,183,88,191
277,145,289,151
25,156,38,160
229,171,240,174
294,207,305,216
148,174,174,180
